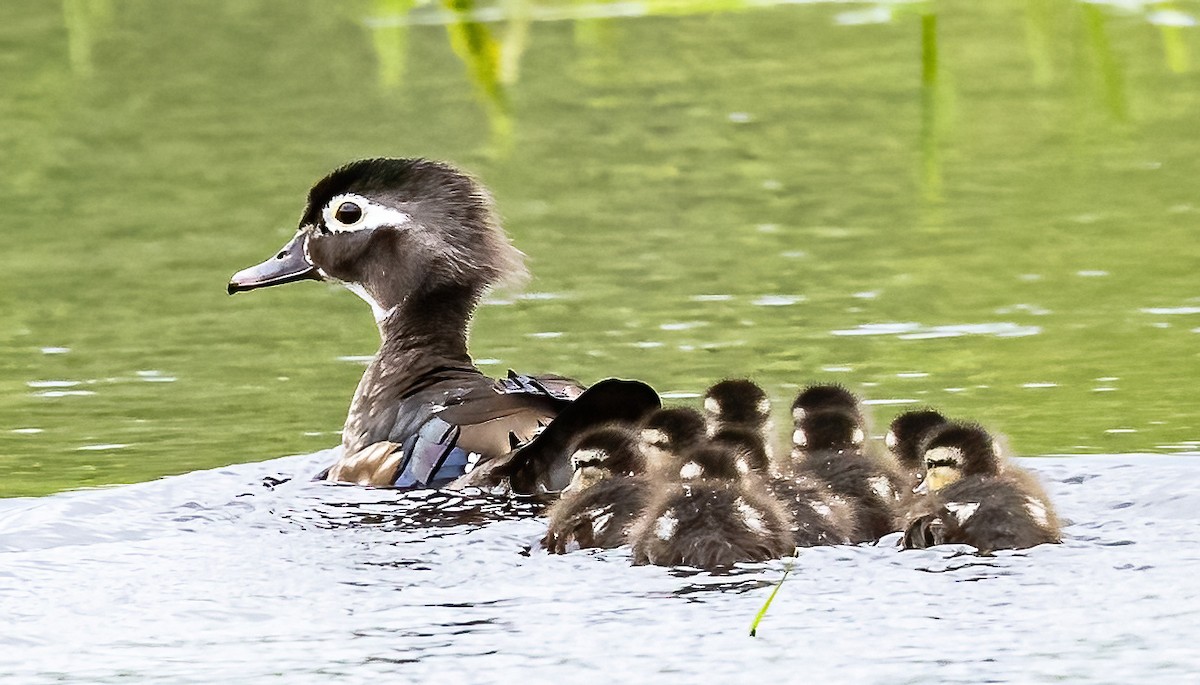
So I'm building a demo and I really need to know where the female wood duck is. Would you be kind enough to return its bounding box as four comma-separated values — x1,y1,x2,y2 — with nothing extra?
789,387,906,542
902,423,1061,552
228,158,658,493
628,444,794,570
541,425,650,553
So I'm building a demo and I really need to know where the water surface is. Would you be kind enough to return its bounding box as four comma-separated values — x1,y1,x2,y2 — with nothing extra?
2,452,1199,682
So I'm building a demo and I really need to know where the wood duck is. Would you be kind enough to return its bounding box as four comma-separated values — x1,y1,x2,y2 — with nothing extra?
885,408,949,487
902,423,1061,553
541,425,650,553
228,158,659,493
702,379,777,462
789,394,905,543
629,445,794,570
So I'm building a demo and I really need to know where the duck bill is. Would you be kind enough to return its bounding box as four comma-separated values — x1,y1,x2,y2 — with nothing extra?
227,233,320,295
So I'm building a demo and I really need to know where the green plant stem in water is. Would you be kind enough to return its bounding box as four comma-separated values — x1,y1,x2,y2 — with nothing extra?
749,561,792,637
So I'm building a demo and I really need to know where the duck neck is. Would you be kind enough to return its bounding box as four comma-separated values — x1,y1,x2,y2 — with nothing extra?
375,283,477,364
340,284,482,454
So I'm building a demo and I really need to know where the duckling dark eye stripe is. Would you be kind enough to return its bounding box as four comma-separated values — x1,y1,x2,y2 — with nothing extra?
926,458,957,468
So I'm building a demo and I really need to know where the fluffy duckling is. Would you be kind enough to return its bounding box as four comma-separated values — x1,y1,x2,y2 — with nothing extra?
791,384,864,422
629,445,794,570
902,423,1061,553
710,423,855,546
638,407,707,475
710,425,772,475
542,426,650,554
791,403,906,542
703,379,777,462
886,408,949,487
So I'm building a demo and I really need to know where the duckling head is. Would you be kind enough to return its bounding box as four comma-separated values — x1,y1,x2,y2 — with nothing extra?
702,379,771,431
790,384,862,424
710,426,771,475
915,422,1001,493
886,409,949,470
639,407,706,471
675,445,743,483
564,425,645,495
791,407,865,455
228,158,526,325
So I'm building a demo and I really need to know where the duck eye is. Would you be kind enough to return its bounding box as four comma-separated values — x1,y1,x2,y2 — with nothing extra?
334,201,363,225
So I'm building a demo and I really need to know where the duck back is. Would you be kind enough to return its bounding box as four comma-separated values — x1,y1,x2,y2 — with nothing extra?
904,474,1061,552
799,450,903,542
630,484,793,569
768,471,857,546
542,476,651,554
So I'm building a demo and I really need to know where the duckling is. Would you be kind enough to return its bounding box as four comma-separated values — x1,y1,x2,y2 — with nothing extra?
704,424,854,547
791,403,906,542
902,423,1061,552
791,383,865,422
542,426,650,554
629,445,794,569
638,407,708,476
710,425,772,475
228,158,658,493
885,408,949,487
703,379,777,462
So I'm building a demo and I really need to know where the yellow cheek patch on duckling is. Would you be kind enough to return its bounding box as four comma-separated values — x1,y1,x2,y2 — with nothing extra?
917,465,961,493
566,465,607,494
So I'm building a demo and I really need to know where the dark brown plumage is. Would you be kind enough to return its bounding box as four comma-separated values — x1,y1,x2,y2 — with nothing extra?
542,426,650,554
629,446,794,570
790,404,905,543
886,408,949,486
638,407,707,475
903,423,1061,553
703,378,778,464
228,158,659,492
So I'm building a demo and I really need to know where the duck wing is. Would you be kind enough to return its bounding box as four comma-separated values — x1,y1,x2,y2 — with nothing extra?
456,378,661,496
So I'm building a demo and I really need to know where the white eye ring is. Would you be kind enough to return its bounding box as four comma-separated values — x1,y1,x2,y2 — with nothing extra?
321,193,411,233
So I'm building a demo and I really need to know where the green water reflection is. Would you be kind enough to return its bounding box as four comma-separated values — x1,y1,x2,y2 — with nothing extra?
2,0,1198,496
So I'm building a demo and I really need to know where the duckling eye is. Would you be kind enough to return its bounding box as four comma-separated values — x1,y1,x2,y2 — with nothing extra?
334,201,363,225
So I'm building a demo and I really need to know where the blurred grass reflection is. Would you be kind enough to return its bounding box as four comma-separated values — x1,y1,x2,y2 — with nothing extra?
2,0,1198,495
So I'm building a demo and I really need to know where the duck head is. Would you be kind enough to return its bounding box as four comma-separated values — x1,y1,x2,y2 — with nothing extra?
228,158,526,325
915,423,1001,494
791,384,863,424
564,426,645,494
675,445,743,483
638,407,706,471
886,408,949,470
702,379,771,431
710,426,771,475
791,406,865,455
